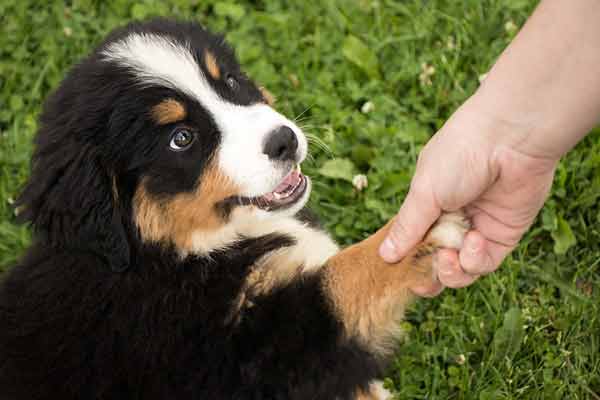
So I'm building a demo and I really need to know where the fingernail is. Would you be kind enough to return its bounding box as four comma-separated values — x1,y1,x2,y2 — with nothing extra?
379,238,397,261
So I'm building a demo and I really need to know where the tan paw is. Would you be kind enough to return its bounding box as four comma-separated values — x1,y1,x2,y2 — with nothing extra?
425,211,470,249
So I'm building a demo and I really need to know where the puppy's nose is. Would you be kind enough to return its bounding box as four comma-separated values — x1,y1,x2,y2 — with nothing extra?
263,126,298,162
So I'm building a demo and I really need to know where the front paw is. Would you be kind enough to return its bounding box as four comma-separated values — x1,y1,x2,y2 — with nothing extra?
425,211,470,249
406,211,470,284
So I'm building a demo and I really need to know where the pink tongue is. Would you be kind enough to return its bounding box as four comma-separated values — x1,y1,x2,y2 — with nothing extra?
274,169,301,193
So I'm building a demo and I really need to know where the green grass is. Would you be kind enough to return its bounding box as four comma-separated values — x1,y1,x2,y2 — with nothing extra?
1,0,599,398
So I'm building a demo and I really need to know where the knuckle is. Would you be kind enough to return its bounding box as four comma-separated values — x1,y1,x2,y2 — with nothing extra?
438,260,477,288
444,274,474,289
459,241,495,275
459,253,480,274
475,252,497,275
438,273,456,288
482,260,500,274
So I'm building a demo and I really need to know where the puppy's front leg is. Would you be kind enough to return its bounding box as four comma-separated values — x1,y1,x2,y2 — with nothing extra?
323,212,469,357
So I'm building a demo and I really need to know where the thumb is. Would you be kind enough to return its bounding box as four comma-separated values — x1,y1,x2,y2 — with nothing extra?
379,184,441,262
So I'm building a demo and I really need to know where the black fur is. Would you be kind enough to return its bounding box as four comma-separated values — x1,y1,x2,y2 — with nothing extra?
0,236,381,399
0,19,383,399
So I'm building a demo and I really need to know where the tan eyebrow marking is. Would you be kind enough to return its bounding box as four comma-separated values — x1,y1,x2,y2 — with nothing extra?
259,86,275,106
204,50,221,80
151,99,186,125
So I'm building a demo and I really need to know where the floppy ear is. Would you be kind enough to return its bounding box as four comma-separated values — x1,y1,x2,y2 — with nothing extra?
16,140,131,272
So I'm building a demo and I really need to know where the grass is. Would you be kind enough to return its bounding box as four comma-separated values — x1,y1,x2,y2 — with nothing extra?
1,0,599,398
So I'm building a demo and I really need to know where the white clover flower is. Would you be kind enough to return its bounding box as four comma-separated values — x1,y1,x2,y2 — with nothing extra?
361,101,374,114
63,27,73,37
504,20,517,34
478,72,488,84
419,62,435,86
352,174,368,191
456,354,466,365
446,36,456,50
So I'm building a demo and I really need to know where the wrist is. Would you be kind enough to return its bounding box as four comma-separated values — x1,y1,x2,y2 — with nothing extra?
460,0,600,160
459,90,564,164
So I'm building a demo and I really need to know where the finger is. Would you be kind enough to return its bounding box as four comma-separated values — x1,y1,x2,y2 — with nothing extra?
436,249,480,288
379,183,441,263
410,281,445,298
464,206,524,269
458,230,497,275
458,228,516,277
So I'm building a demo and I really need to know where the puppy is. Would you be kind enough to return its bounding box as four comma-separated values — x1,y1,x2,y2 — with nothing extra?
0,19,468,400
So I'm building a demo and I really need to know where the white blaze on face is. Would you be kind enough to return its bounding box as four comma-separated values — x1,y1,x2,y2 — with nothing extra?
102,33,307,197
217,103,306,196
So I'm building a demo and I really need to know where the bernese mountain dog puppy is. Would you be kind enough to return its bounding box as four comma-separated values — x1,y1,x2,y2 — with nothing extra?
0,19,469,400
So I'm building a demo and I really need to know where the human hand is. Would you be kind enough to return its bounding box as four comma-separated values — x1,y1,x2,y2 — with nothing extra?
378,97,558,297
377,0,600,296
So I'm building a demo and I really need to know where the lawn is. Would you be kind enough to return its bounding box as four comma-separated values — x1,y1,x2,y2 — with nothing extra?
1,0,599,398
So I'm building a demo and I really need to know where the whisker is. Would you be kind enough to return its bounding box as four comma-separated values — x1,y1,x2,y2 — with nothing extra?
303,153,316,164
293,104,314,122
295,116,313,125
306,140,330,154
307,141,329,154
305,133,332,155
298,124,319,131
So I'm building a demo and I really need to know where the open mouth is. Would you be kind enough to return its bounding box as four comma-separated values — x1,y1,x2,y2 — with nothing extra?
234,165,308,211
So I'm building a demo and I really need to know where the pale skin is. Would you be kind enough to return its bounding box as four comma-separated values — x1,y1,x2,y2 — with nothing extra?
379,0,600,296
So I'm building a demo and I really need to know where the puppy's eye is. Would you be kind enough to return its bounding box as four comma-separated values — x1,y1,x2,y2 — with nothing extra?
169,128,195,151
225,74,239,90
